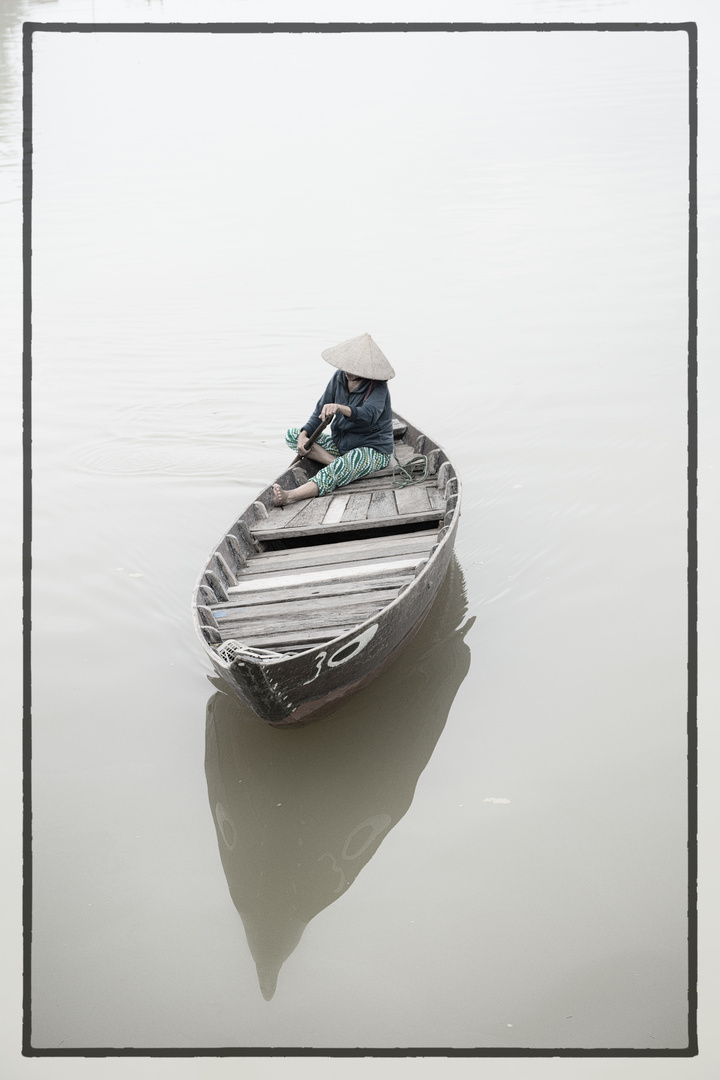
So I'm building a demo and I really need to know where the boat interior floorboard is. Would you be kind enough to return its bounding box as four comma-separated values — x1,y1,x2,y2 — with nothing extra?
228,557,425,595
238,531,437,576
213,586,405,624
229,626,363,650
214,575,411,610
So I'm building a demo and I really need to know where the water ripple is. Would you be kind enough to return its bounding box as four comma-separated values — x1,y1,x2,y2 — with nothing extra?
73,436,282,479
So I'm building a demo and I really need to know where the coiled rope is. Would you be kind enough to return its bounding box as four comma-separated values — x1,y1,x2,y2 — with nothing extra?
392,453,430,488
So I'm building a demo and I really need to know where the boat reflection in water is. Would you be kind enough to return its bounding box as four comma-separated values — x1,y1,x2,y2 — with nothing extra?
204,555,474,1000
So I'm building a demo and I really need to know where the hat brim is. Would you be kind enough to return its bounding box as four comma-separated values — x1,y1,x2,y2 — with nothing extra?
321,333,396,381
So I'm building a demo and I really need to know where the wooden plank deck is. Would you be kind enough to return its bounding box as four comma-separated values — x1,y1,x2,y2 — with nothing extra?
227,557,425,594
253,509,441,543
219,625,368,650
394,484,432,515
252,487,444,541
210,522,436,653
216,574,411,612
251,439,446,542
216,601,390,639
366,489,397,520
214,586,406,624
239,530,437,575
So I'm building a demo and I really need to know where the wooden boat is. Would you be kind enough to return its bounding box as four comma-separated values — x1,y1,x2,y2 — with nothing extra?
192,412,461,726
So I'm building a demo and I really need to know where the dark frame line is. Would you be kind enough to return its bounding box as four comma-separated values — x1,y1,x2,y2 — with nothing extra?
21,18,699,1059
685,20,699,1061
21,17,34,1065
23,20,697,34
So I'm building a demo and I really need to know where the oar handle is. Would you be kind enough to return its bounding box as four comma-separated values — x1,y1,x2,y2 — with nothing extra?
289,414,333,466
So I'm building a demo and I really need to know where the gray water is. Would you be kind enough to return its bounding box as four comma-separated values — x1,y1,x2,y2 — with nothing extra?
2,0,701,1060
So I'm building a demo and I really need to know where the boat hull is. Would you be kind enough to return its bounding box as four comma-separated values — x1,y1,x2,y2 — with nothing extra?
193,412,461,726
210,533,454,725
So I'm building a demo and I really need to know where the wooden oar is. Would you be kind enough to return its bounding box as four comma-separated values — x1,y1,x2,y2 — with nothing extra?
289,414,333,467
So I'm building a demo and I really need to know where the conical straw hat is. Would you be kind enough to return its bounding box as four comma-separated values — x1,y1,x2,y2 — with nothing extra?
321,333,396,380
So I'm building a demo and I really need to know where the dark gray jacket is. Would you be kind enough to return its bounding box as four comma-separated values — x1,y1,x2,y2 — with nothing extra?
303,371,393,455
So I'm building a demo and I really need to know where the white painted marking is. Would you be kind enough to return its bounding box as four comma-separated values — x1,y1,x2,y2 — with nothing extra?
327,623,379,666
303,651,327,685
483,797,511,804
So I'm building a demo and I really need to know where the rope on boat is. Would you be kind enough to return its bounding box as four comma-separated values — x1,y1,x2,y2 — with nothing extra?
218,640,287,663
391,453,430,488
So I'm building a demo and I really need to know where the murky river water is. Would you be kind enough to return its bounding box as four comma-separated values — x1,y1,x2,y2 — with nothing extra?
1,0,704,1065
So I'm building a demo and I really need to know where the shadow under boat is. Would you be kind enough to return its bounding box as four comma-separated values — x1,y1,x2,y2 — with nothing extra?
204,555,474,1001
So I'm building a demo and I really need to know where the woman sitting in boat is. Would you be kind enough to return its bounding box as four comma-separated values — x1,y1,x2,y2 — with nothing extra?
273,333,396,507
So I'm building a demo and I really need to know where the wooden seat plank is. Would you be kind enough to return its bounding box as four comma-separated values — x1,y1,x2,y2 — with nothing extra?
251,495,329,535
237,533,437,576
260,498,308,526
227,557,425,594
216,622,343,643
250,508,441,542
367,490,398,520
212,586,404,623
247,527,437,565
219,621,357,642
394,442,418,465
235,557,417,583
427,487,447,511
213,575,413,609
216,602,388,636
394,485,432,516
219,625,365,649
336,476,438,495
323,493,351,524
341,491,372,521
291,495,334,526
239,643,305,654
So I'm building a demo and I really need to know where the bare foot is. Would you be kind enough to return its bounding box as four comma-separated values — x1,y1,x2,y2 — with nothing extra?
272,480,319,507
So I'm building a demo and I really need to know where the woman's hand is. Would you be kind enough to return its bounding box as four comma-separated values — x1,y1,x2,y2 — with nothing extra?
297,431,310,456
320,402,351,421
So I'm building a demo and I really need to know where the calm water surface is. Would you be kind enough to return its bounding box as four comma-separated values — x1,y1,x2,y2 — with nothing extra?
8,3,695,1053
